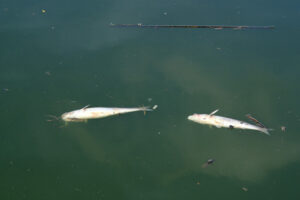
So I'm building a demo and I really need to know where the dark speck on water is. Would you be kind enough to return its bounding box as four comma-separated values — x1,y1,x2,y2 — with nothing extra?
207,159,215,165
202,159,215,168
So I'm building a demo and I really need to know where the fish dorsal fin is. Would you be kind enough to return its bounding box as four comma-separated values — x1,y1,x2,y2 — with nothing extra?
246,114,265,128
81,105,90,110
209,109,219,116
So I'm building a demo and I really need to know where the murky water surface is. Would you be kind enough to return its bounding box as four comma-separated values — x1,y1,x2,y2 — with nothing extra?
1,0,300,199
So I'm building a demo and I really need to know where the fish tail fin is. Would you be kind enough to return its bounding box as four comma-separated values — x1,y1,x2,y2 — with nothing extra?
140,106,152,115
260,127,271,136
140,105,158,115
140,105,158,112
140,106,152,112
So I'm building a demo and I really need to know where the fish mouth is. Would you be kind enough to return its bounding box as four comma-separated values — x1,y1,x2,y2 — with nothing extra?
61,112,70,121
187,115,194,120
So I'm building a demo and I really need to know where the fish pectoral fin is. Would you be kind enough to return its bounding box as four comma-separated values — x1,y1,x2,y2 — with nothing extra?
60,122,68,128
143,109,148,115
209,109,219,116
69,118,86,122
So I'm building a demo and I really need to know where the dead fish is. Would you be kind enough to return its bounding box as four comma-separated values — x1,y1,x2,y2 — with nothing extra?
188,109,270,135
61,105,156,122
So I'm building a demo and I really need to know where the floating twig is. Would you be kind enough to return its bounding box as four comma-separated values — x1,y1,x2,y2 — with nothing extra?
110,23,275,30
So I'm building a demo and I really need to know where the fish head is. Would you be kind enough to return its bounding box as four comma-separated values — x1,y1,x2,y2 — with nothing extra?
61,111,78,122
188,113,211,124
61,110,87,122
61,112,72,121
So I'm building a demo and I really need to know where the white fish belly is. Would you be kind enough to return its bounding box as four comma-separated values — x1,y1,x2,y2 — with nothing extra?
76,108,123,119
69,107,142,120
212,116,260,131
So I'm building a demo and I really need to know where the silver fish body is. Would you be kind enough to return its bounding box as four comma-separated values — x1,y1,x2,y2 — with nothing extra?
188,110,269,135
61,106,152,122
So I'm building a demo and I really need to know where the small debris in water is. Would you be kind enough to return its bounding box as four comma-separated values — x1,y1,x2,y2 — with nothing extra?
153,105,158,110
281,126,286,132
163,12,168,16
202,159,215,168
242,187,248,192
41,9,46,13
45,71,51,76
147,97,152,102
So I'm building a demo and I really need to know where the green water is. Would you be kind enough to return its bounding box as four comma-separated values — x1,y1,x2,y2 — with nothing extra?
1,0,300,199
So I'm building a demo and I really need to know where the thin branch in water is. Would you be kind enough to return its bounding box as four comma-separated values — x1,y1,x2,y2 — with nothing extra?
109,23,275,30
